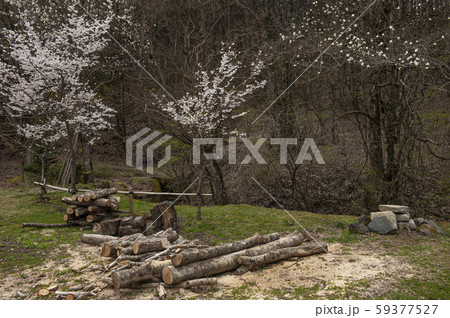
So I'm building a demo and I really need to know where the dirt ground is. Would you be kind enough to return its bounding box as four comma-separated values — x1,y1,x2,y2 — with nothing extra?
0,239,415,300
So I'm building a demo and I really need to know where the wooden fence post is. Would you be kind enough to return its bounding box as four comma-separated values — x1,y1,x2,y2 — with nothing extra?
129,188,134,216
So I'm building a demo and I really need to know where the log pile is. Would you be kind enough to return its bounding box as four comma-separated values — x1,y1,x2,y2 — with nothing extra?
81,230,328,293
61,187,120,227
92,215,152,236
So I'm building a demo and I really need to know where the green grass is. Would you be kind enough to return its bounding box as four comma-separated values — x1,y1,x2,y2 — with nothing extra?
0,185,448,300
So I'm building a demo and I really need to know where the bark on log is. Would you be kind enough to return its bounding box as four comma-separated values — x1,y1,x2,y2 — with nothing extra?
151,201,177,231
132,230,179,254
63,214,77,222
75,208,89,217
238,243,328,269
111,261,167,288
93,218,121,235
162,233,304,284
171,232,281,266
157,284,167,299
100,233,146,257
87,205,109,213
62,197,89,206
109,196,120,211
86,213,116,223
112,259,170,288
81,234,117,246
120,216,148,228
72,187,118,202
91,198,112,208
118,225,143,236
21,223,74,228
174,278,217,289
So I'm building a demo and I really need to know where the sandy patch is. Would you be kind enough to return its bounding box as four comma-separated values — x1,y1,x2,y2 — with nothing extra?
0,241,415,300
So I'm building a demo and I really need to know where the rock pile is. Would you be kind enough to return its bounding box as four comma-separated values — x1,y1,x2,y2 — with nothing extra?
349,205,445,236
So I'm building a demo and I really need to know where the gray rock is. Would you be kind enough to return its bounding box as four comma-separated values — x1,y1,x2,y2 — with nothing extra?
396,213,410,222
349,222,369,234
424,220,445,236
415,217,425,226
408,219,416,230
418,224,440,236
379,205,410,214
397,221,410,232
368,216,398,235
370,211,398,229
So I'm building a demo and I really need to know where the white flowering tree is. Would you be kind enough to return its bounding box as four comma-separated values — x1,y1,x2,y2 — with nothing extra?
159,46,266,204
0,2,115,189
281,0,449,202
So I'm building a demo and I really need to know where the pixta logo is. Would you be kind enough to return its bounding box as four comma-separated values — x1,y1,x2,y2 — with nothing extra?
193,137,325,165
126,128,172,174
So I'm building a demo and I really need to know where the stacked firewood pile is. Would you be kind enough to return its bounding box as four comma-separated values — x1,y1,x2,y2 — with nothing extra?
82,229,328,297
61,187,121,227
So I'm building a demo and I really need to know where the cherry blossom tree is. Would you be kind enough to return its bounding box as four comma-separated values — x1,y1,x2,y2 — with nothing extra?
0,2,115,189
159,45,267,204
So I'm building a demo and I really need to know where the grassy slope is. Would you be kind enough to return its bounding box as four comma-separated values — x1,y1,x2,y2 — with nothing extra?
0,186,448,299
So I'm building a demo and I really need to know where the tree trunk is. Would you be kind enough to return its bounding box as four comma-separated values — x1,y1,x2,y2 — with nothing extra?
162,233,304,284
81,234,117,246
171,232,282,266
86,214,115,223
66,122,78,193
205,157,228,205
80,132,94,184
75,207,89,217
237,243,328,269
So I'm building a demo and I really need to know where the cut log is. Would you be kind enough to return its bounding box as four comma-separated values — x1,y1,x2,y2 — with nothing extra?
132,230,179,255
63,214,77,222
100,233,146,257
238,243,328,269
171,232,281,266
234,265,250,276
157,284,167,300
111,261,167,288
72,187,118,203
93,218,121,236
132,237,170,254
87,205,108,213
111,259,170,288
86,213,116,223
21,223,74,228
109,196,120,211
75,208,89,217
162,233,304,284
120,216,148,228
151,201,177,231
37,289,50,296
62,197,89,206
118,225,143,237
66,205,78,214
91,198,112,208
81,234,117,246
174,278,217,289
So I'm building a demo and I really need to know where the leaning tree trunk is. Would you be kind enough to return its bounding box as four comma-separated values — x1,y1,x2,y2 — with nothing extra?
80,132,94,184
